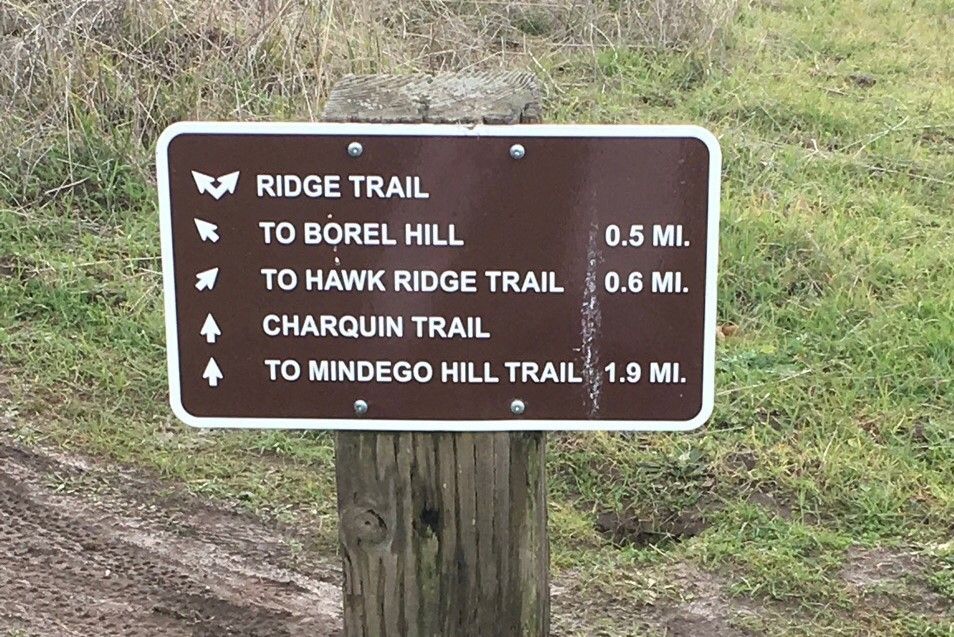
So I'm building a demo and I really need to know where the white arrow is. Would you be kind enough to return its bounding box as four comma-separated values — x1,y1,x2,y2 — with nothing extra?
200,314,221,344
191,170,240,200
203,358,222,387
193,218,219,243
195,267,219,291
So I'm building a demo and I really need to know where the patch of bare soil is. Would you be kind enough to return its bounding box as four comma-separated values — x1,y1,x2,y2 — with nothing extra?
839,547,950,619
0,435,343,636
551,563,763,637
646,564,763,637
593,494,724,549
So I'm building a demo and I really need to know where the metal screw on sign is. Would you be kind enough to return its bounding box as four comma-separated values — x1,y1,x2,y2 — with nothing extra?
510,399,526,415
509,143,526,160
353,399,369,416
347,141,363,157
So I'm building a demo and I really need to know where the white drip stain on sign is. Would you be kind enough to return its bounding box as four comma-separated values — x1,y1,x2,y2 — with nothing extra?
580,222,603,417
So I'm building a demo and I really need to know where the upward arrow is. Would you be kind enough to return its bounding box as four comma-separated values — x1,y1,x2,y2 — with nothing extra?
195,267,219,291
193,218,220,243
203,358,222,387
200,314,221,344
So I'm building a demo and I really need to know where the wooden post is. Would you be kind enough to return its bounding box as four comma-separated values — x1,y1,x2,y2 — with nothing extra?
323,72,549,637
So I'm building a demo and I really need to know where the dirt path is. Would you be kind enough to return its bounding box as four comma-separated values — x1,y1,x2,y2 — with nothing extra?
0,437,343,636
0,432,768,637
0,431,726,637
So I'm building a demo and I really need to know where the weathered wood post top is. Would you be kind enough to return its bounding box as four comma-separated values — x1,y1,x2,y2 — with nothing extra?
323,71,543,124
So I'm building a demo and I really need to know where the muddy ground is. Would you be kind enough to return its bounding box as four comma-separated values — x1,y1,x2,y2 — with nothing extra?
0,428,946,636
0,435,343,636
0,430,752,636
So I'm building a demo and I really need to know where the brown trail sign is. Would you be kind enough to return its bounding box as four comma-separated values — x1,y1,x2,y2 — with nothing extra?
156,118,719,429
156,72,720,635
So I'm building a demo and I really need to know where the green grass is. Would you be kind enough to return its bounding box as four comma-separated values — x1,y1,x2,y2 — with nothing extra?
1,0,952,634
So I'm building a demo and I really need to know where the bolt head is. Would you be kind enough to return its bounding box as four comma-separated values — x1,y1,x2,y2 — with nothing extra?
353,399,369,415
509,143,526,160
510,399,526,415
347,141,363,157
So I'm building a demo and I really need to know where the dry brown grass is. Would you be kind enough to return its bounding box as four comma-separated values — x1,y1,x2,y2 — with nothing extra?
0,0,739,187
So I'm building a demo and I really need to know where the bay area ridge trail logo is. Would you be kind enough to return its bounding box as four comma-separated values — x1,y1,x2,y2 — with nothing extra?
191,170,240,200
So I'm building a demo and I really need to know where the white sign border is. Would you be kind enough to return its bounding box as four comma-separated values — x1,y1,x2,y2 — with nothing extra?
158,122,721,431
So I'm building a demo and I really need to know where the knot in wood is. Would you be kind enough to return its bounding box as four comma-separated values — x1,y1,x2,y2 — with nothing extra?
344,507,388,545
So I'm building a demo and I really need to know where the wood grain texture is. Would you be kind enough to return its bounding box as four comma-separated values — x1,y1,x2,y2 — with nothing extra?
335,432,548,636
324,73,549,636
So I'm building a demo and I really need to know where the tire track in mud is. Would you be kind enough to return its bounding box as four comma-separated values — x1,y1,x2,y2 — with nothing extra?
0,439,342,636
